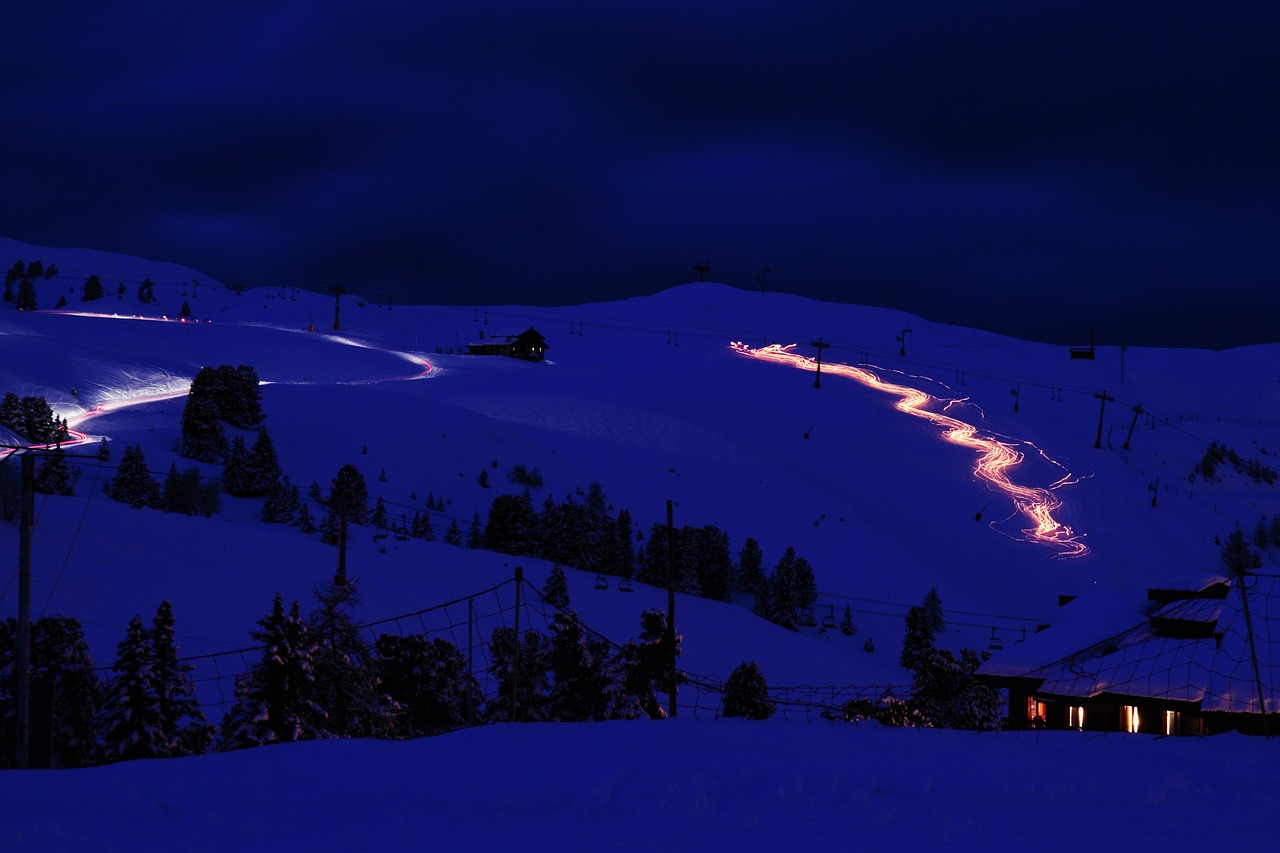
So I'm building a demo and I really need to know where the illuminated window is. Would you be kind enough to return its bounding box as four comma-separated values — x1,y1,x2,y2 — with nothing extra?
1123,705,1141,733
1026,697,1047,726
1165,710,1179,736
1069,705,1085,729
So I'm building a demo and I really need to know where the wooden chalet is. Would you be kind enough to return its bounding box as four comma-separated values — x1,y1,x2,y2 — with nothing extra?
978,574,1280,736
464,327,548,361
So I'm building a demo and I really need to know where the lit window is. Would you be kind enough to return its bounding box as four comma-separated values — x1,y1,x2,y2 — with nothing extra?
1069,705,1085,729
1165,710,1179,736
1123,705,1141,733
1026,697,1047,726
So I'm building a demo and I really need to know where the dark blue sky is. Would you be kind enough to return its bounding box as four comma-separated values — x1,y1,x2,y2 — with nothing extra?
3,3,1277,348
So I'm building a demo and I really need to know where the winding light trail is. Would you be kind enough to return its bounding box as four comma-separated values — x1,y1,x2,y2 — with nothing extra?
20,311,436,449
733,342,1088,558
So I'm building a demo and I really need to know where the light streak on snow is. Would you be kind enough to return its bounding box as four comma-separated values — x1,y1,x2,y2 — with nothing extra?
732,342,1088,558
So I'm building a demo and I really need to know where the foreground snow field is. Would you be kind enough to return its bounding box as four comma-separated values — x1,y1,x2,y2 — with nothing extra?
4,719,1279,851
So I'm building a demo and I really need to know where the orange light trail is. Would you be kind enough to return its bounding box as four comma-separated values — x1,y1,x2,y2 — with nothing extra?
732,342,1088,558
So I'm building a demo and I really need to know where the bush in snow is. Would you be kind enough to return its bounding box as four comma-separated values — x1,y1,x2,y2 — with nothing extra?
721,661,776,720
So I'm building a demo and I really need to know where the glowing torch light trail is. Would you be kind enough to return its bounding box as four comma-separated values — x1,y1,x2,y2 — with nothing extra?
732,342,1088,558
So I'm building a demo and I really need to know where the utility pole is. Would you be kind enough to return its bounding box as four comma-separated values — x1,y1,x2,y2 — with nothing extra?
329,283,346,331
16,451,34,769
810,338,830,388
1093,390,1115,449
665,500,677,718
335,507,348,587
512,566,522,723
1123,403,1144,451
1236,560,1271,739
1120,344,1128,384
897,328,913,357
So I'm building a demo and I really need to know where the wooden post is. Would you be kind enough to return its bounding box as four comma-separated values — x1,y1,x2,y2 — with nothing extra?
1123,403,1144,451
512,566,522,722
1236,562,1271,739
666,500,677,718
1093,391,1115,449
15,452,34,768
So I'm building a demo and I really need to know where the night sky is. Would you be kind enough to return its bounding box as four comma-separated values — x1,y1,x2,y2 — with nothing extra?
4,3,1277,348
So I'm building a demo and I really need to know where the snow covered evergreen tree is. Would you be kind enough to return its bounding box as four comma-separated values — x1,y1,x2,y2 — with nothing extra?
541,563,570,610
738,537,765,597
908,646,1000,731
374,634,480,736
618,609,680,720
901,588,944,671
721,661,776,720
546,610,611,721
105,443,159,508
94,615,167,764
245,426,282,497
219,596,329,750
308,581,398,739
179,394,227,462
0,615,100,768
485,627,550,722
34,446,76,495
328,463,369,525
443,519,462,546
222,435,251,496
149,600,213,756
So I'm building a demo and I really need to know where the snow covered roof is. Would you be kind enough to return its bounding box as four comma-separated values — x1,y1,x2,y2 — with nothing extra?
981,572,1280,713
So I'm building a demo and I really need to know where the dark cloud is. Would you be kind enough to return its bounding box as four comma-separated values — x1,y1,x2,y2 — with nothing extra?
2,2,1277,347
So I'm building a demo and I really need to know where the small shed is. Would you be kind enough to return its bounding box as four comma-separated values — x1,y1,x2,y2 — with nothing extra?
464,327,548,361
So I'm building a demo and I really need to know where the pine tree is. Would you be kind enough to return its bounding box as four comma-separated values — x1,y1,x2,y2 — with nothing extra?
738,538,765,596
245,427,282,497
900,588,945,671
619,609,680,720
294,500,317,534
1221,528,1262,572
542,564,570,610
263,475,301,524
308,581,397,739
374,634,479,736
909,646,1001,731
15,278,36,311
466,512,483,548
841,604,856,636
443,519,462,546
149,600,213,756
721,661,776,719
219,596,329,750
0,616,100,768
94,615,167,763
485,627,551,722
81,274,104,301
615,508,635,580
105,443,159,508
371,496,388,528
179,393,227,462
34,446,76,495
547,610,611,721
222,436,251,496
328,463,369,525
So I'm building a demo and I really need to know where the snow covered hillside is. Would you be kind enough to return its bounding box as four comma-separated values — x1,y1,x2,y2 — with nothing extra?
1,237,1277,848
